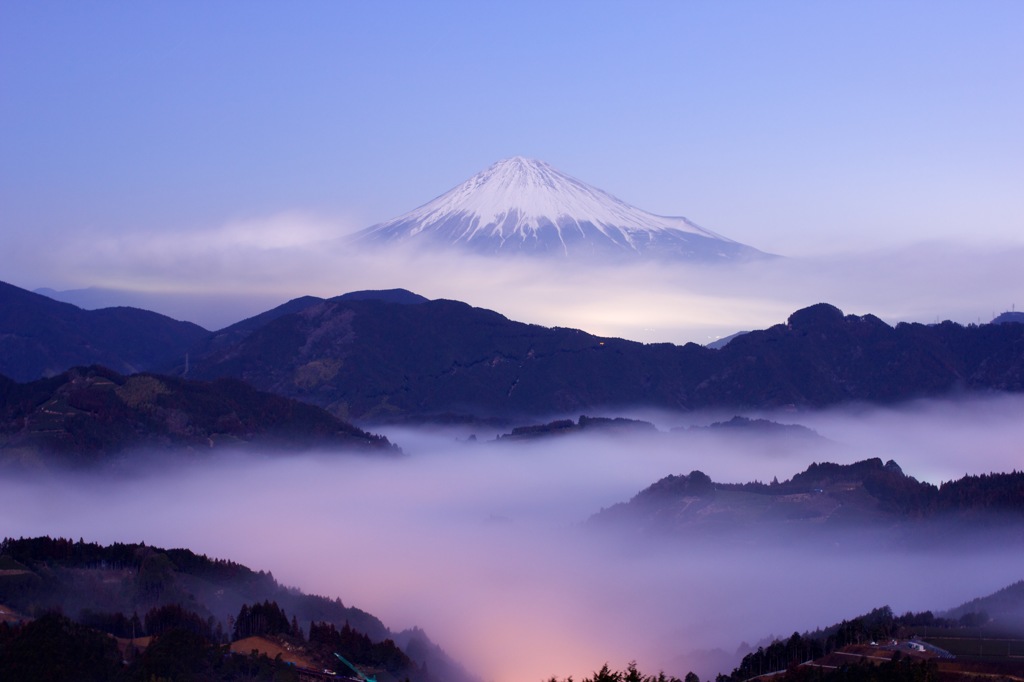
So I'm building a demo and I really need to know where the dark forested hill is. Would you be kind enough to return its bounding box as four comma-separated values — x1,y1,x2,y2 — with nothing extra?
186,293,696,422
187,297,1024,422
0,281,208,382
943,580,1024,632
167,289,430,376
0,536,473,682
0,366,395,465
590,458,1024,546
163,295,326,374
7,280,1024,422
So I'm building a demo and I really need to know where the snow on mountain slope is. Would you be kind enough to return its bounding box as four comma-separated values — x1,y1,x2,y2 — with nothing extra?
348,157,771,261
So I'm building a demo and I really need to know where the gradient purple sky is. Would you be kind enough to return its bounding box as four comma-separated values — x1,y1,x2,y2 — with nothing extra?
2,1,1022,338
3,7,1024,679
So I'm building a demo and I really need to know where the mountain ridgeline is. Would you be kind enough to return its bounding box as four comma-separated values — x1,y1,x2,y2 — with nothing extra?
183,295,1024,423
590,458,1024,548
0,280,207,382
3,280,1024,424
0,365,395,466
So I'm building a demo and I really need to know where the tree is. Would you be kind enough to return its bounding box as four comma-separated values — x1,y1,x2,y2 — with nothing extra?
0,612,121,682
232,600,292,640
585,664,623,682
624,661,645,682
144,604,214,641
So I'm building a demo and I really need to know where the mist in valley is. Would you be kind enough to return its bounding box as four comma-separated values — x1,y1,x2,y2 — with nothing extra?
4,396,1024,682
21,226,1024,344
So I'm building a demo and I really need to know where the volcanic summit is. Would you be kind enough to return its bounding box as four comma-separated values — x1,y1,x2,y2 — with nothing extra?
348,157,770,261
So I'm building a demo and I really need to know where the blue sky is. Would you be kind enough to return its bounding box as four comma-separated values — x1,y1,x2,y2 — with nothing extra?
2,1,1022,338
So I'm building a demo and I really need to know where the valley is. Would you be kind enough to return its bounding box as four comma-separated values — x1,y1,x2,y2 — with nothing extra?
5,395,1024,681
3,282,1024,680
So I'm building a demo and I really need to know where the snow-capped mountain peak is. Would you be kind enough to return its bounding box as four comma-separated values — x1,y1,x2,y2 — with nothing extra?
349,157,770,261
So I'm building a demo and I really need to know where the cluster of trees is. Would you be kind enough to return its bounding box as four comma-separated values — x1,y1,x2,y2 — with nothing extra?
936,471,1024,513
0,610,299,682
724,606,986,682
309,620,414,675
717,460,1024,518
0,536,275,585
545,661,691,682
0,612,122,682
728,632,828,680
233,600,301,640
77,608,142,639
825,465,1024,518
0,536,286,625
0,536,420,680
0,536,142,568
557,625,949,682
76,603,226,642
743,652,937,682
0,598,405,681
226,602,421,679
0,539,201,623
147,603,223,641
0,534,391,636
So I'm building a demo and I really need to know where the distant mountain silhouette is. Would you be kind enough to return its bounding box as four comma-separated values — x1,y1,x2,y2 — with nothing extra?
186,297,1024,422
8,280,1024,422
336,288,430,305
166,295,327,374
684,415,822,439
493,414,820,442
0,281,208,382
590,458,1024,546
164,290,428,376
943,580,1024,633
705,330,749,349
496,415,659,440
992,311,1024,325
347,156,770,262
0,365,395,465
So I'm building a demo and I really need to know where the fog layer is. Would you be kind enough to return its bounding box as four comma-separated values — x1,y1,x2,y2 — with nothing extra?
9,219,1024,341
4,396,1024,681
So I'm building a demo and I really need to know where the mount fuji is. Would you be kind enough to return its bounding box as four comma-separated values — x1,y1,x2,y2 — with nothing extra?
348,157,771,261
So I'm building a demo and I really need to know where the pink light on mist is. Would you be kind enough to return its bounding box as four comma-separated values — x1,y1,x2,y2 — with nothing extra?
4,398,1024,681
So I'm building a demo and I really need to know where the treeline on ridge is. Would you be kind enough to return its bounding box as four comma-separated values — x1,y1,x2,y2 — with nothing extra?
717,460,1024,517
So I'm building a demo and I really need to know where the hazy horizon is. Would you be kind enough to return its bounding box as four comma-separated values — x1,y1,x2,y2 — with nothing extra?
14,239,1024,346
3,2,1023,341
